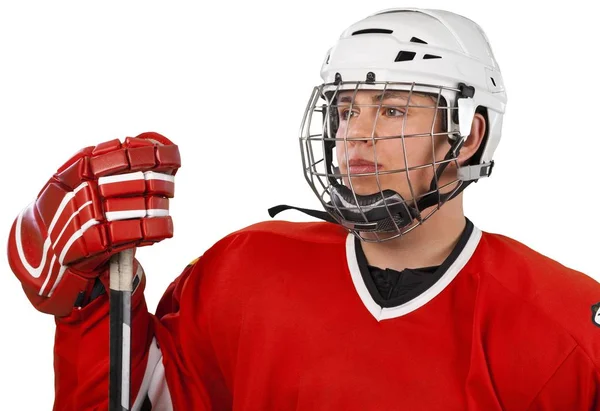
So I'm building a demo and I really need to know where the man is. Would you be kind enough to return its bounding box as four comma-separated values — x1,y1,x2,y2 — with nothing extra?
7,8,600,410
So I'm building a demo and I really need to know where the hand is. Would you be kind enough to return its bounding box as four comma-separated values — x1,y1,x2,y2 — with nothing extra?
7,132,181,316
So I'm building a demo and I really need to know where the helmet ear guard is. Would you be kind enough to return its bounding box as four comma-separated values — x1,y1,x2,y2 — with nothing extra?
453,83,477,139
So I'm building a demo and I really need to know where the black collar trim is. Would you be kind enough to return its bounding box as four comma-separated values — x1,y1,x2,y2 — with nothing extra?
354,218,475,309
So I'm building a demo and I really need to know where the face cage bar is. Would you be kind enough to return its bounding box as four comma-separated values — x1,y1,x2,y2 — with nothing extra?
299,80,467,242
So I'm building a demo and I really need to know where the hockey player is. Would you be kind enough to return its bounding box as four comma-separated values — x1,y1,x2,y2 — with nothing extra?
7,8,600,411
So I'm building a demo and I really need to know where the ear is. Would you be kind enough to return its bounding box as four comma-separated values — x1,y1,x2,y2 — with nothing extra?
457,112,486,166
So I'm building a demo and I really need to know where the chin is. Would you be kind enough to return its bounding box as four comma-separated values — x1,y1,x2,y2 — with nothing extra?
344,180,391,196
343,176,395,195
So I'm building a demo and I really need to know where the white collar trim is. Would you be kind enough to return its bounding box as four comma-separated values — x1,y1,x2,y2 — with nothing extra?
346,226,482,322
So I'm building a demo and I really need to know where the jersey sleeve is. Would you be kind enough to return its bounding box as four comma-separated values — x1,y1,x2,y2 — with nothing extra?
526,345,600,410
141,255,232,410
52,251,234,411
53,271,155,410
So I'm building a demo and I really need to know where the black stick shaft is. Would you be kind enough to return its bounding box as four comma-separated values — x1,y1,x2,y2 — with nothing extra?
109,250,134,411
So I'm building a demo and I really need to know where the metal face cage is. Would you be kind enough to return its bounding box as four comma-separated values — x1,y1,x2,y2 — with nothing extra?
299,80,469,242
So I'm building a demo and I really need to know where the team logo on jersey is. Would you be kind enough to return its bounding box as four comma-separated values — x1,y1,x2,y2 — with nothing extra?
591,303,600,327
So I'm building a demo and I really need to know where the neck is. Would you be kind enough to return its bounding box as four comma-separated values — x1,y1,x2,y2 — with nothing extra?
359,195,467,271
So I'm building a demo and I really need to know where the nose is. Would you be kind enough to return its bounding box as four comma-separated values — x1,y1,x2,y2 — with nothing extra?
341,110,378,146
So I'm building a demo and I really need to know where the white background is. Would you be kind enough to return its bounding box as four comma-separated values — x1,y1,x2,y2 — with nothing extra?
1,1,598,409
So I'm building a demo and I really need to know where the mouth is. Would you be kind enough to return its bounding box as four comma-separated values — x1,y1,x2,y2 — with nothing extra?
346,159,383,175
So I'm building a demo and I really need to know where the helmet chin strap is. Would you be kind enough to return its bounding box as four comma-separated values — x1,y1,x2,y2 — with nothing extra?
328,184,417,231
268,137,473,233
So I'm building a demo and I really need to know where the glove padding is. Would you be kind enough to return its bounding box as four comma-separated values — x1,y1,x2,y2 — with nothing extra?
7,132,181,316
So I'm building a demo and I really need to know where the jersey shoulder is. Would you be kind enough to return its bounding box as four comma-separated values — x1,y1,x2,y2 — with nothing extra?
230,219,348,244
215,219,349,266
188,219,348,279
175,220,349,333
185,220,347,266
477,230,600,368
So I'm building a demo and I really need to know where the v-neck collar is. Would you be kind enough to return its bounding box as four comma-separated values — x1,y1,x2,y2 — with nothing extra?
345,219,482,322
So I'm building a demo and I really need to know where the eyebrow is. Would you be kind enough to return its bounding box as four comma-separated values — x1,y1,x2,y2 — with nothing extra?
337,91,411,104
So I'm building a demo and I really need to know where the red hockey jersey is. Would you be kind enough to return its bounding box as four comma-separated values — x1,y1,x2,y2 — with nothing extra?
53,220,600,410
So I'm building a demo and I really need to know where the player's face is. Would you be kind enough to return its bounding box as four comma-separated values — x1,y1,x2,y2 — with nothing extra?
335,89,450,199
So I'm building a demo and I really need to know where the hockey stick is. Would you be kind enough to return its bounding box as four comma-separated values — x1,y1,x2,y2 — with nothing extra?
109,249,134,411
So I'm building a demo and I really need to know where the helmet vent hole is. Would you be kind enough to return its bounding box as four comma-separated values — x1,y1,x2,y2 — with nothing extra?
423,54,441,59
394,51,416,62
410,36,428,44
490,77,497,87
352,28,393,35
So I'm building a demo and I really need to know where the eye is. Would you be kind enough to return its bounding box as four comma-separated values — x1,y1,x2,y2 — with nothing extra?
340,108,358,120
385,107,405,117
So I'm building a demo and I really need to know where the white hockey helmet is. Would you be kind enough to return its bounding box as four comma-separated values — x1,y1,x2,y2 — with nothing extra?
295,8,508,242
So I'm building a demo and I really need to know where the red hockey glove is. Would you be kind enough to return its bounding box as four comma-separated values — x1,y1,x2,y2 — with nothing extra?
7,132,181,317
